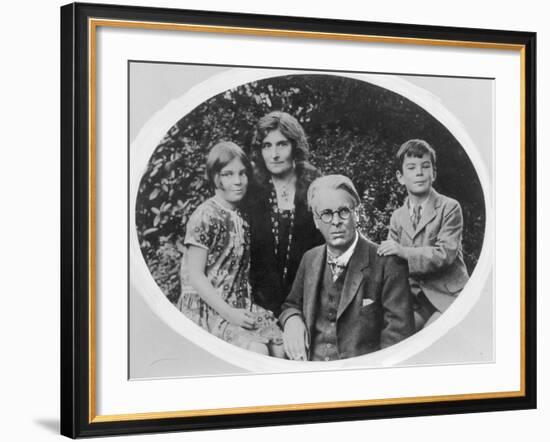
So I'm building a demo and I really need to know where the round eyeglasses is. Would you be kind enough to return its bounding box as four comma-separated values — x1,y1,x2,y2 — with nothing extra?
315,207,353,224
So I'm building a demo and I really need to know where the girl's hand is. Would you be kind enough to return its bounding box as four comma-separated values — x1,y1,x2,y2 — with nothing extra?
224,308,258,330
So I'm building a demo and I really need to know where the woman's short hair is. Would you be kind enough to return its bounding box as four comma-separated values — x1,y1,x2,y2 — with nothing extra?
395,139,437,172
205,141,251,188
307,175,361,212
252,111,310,165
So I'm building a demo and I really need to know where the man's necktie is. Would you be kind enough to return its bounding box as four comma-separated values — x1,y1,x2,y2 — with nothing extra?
412,204,422,230
327,256,346,282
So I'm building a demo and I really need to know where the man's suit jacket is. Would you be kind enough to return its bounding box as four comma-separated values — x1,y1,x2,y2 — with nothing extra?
279,235,415,359
388,188,470,312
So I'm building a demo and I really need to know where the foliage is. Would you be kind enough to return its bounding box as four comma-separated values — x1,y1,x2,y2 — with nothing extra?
136,75,485,302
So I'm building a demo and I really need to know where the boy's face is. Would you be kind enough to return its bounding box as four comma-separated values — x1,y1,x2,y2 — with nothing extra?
397,153,436,197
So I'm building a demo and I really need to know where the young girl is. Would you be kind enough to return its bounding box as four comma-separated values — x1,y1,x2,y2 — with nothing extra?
177,141,283,357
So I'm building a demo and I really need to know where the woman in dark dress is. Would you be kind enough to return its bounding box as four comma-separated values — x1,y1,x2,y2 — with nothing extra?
246,111,324,317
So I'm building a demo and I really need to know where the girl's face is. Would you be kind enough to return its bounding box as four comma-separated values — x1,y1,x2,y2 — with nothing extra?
215,157,248,205
261,129,294,177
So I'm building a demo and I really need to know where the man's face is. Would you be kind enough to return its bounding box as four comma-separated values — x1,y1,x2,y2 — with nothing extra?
313,188,358,254
396,153,436,197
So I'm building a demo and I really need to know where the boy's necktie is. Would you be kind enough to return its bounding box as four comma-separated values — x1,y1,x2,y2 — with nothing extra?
412,204,422,230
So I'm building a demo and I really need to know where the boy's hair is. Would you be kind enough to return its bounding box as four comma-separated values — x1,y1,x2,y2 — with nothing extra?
395,139,437,172
251,111,310,164
205,141,251,189
307,174,360,212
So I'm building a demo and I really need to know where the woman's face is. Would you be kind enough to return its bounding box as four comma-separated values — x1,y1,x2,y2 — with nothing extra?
261,129,294,177
215,157,248,204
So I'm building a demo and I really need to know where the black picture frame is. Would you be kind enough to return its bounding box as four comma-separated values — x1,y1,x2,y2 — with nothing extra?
61,2,536,438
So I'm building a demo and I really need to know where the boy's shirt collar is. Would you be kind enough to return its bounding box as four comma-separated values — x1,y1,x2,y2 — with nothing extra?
407,197,429,218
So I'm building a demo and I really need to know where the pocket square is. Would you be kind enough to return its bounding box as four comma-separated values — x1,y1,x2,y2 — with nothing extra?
362,298,374,307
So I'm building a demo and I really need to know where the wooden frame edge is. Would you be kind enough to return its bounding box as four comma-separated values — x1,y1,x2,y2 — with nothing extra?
60,2,537,437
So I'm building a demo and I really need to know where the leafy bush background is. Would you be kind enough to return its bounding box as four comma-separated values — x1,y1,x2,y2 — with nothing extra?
135,74,486,304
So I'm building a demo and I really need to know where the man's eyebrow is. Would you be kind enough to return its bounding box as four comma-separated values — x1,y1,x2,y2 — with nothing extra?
319,206,350,212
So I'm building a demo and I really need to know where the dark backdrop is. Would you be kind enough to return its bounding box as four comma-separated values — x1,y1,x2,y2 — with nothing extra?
135,74,485,303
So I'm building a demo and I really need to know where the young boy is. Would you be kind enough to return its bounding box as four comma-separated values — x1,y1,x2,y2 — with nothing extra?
378,139,469,330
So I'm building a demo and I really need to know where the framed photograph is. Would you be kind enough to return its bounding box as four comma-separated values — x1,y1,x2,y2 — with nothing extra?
60,2,536,438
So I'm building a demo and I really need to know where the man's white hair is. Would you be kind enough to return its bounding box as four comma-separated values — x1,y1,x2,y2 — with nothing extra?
307,175,361,211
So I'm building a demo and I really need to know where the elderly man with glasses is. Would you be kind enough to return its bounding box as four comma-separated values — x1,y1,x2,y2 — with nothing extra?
279,175,415,361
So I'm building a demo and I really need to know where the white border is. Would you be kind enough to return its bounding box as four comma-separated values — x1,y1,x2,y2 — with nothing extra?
96,25,520,415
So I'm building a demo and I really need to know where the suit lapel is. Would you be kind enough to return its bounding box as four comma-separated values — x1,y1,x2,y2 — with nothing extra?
399,199,416,239
413,189,440,238
337,236,370,319
304,246,325,330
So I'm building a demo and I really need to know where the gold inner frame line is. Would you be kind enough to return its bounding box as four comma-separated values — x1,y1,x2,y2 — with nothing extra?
87,18,527,423
91,390,524,423
90,18,525,51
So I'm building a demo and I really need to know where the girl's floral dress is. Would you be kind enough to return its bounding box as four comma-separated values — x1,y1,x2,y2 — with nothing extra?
177,197,282,350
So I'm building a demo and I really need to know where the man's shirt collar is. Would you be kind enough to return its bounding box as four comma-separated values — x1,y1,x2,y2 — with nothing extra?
326,231,359,268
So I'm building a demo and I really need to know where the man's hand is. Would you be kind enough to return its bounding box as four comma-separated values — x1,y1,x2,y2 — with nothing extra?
283,315,309,361
378,239,405,259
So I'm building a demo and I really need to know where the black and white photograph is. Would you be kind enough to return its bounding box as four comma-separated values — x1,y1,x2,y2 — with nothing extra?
130,63,492,377
54,1,536,439
1,0,544,439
